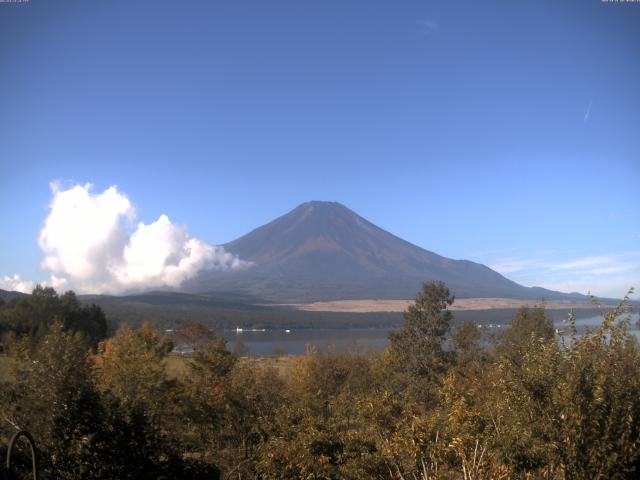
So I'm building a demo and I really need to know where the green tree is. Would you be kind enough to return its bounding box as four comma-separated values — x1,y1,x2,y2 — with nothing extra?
499,305,554,353
0,286,107,348
59,291,108,347
0,323,169,479
0,323,103,478
178,335,237,451
387,281,454,402
550,301,640,479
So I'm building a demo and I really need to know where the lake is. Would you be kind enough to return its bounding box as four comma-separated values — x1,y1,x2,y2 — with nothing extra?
220,313,640,356
221,327,394,356
555,312,640,338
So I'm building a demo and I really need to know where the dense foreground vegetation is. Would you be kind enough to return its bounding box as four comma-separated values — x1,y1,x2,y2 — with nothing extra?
0,283,638,479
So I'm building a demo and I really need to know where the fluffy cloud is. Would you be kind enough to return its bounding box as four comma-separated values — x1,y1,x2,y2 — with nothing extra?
113,214,243,288
0,274,34,294
0,274,68,294
35,183,246,294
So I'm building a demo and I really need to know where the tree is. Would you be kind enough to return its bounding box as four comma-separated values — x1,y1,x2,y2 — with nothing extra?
0,286,107,348
179,336,237,451
0,323,165,479
452,320,483,361
0,321,214,479
257,351,385,479
549,301,640,478
173,320,216,353
92,322,212,479
93,322,173,414
387,281,454,402
59,291,108,347
0,323,103,479
498,305,554,362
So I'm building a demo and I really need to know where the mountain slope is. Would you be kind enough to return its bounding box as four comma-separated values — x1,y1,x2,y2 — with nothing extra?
0,289,28,302
185,201,579,302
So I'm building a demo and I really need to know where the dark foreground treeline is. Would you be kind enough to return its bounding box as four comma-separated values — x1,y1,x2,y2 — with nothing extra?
0,283,639,479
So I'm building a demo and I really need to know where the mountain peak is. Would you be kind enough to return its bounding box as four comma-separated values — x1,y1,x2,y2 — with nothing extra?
299,200,343,207
295,200,352,215
186,202,574,302
223,201,371,263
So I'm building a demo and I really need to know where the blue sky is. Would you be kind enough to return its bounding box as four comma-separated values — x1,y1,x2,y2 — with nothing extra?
0,0,638,298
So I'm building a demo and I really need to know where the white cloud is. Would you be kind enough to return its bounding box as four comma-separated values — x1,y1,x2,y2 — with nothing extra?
48,274,69,291
588,266,633,276
488,252,640,299
39,183,134,283
0,273,72,294
0,274,34,294
551,255,613,271
34,183,247,294
538,278,636,300
490,257,540,274
114,214,244,288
